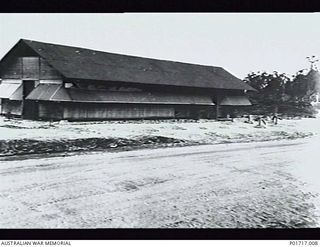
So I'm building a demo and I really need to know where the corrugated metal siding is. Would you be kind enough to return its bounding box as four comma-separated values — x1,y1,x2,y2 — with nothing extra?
63,104,175,120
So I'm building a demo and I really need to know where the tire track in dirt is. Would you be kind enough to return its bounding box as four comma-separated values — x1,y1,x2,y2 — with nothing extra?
0,138,319,228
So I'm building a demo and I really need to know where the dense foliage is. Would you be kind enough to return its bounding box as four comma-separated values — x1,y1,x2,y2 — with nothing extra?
243,69,320,114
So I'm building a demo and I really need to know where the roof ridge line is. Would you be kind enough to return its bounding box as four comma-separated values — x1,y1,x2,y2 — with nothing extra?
21,39,224,70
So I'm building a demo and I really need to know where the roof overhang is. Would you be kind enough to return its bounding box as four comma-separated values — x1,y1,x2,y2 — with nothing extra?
0,82,23,100
26,84,215,106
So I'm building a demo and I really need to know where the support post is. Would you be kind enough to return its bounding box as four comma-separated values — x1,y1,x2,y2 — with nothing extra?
215,95,221,119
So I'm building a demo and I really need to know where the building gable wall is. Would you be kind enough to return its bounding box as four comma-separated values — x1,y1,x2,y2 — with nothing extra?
1,57,62,81
0,41,62,82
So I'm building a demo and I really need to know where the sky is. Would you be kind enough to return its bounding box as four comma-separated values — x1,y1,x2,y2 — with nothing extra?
0,13,320,79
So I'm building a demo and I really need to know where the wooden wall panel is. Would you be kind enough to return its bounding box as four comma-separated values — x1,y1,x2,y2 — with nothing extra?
1,58,22,79
1,57,62,80
22,57,40,79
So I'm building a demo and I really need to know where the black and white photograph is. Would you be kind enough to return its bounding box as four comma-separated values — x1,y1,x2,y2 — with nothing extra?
0,13,320,233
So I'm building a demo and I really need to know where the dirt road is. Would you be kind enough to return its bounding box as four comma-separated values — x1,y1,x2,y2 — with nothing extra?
1,137,320,228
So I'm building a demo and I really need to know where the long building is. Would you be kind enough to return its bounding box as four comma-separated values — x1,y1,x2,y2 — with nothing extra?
0,39,255,121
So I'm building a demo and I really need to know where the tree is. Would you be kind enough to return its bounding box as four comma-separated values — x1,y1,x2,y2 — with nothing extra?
243,71,290,113
243,56,320,116
285,69,320,104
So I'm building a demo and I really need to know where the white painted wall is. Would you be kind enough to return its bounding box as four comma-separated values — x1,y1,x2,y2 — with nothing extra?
39,80,62,85
1,79,22,84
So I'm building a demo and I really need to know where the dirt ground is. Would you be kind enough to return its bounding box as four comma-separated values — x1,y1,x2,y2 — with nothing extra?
1,136,320,228
0,116,318,156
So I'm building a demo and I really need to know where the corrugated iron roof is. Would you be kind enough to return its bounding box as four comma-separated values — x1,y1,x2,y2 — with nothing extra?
9,84,23,100
16,39,255,91
220,95,251,106
0,83,22,99
26,84,215,105
26,84,61,101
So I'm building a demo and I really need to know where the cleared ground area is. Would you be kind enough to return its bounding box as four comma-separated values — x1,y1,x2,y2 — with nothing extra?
0,116,318,156
1,136,319,228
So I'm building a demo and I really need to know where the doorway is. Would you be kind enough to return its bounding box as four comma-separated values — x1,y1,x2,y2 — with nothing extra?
22,80,38,119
